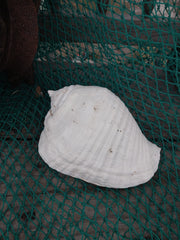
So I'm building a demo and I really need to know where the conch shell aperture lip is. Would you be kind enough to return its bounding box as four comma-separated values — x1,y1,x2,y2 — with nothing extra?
38,85,161,188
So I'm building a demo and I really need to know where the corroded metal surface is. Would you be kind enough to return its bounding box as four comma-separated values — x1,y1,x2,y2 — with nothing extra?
0,0,38,86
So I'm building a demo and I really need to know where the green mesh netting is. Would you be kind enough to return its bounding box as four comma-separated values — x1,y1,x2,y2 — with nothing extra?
0,0,180,239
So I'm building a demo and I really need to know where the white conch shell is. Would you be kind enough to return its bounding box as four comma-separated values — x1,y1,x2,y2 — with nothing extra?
38,85,161,188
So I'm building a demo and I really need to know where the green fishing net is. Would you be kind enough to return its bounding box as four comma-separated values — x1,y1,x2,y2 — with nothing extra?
0,0,179,239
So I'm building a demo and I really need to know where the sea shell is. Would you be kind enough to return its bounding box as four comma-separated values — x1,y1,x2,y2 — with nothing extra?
38,85,161,188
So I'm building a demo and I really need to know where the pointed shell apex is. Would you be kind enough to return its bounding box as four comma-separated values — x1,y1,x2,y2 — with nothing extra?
48,90,55,97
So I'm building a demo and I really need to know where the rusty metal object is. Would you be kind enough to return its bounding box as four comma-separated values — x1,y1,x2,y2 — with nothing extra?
0,16,7,65
33,0,42,12
0,1,10,71
0,0,38,86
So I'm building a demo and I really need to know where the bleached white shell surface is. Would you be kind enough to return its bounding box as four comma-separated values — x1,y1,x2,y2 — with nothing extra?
38,85,161,188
